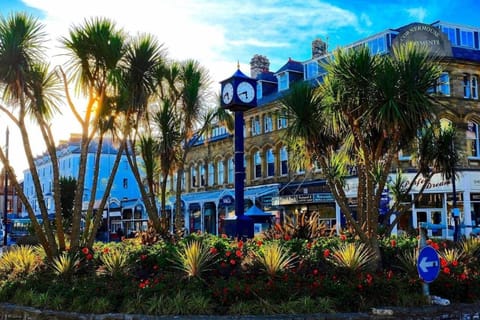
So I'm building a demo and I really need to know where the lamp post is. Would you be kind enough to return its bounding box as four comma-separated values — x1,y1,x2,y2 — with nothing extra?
220,67,257,239
3,127,9,247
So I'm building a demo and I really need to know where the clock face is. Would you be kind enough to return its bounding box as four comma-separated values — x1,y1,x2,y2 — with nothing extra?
222,83,233,105
237,81,255,103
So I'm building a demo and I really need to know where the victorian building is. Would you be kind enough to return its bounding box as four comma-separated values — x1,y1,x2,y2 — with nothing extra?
176,20,480,238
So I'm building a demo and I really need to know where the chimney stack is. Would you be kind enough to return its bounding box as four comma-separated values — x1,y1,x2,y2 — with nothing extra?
250,54,270,79
312,38,327,58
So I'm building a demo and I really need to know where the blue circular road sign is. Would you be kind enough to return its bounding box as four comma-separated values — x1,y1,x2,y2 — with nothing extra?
417,245,440,283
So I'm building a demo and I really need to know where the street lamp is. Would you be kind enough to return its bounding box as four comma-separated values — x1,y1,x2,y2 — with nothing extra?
220,66,257,239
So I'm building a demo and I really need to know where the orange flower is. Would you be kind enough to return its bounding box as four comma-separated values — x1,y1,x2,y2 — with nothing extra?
103,248,109,254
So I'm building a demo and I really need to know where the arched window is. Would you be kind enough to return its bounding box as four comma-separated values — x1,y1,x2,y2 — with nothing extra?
280,147,288,176
267,149,275,177
208,162,215,186
467,121,480,158
254,151,262,179
217,160,224,185
191,165,198,187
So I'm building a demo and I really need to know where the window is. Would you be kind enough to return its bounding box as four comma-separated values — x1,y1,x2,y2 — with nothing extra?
467,122,480,158
257,82,263,99
277,111,287,129
280,147,288,176
441,26,456,44
208,162,214,186
437,72,450,96
191,166,198,187
251,116,261,136
254,151,262,179
305,61,319,80
200,164,206,187
366,35,386,54
217,160,224,185
264,114,273,133
464,74,479,99
460,29,474,48
277,72,289,91
228,157,234,184
266,149,275,177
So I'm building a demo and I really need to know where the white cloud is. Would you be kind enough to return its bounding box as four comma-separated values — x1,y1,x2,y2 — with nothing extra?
406,7,427,22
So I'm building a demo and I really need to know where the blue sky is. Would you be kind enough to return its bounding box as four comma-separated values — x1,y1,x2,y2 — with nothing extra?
1,0,480,172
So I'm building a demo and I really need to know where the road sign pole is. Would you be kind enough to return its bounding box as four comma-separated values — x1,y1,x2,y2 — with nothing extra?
419,222,430,297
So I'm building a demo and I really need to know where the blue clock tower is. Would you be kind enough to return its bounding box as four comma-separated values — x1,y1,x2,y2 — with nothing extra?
220,66,257,239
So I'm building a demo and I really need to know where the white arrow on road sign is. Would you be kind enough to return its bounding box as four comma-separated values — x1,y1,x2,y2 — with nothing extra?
419,256,438,273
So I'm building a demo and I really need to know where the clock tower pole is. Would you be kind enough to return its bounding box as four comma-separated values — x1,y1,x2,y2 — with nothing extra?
220,67,257,239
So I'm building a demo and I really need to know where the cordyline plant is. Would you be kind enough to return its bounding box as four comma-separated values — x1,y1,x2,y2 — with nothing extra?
281,42,443,269
171,240,218,279
254,241,297,277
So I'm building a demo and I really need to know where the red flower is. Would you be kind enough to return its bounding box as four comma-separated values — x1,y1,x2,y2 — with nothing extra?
220,262,227,268
82,247,89,255
153,265,159,271
210,247,218,255
452,260,458,267
306,242,312,249
443,267,451,274
225,250,231,257
221,233,228,239
238,240,244,248
284,234,291,241
230,259,236,265
340,234,346,241
103,247,109,254
323,249,330,258
460,273,467,280
86,253,93,260
312,269,319,276
256,240,263,247
235,250,242,258
390,239,396,247
140,254,147,261
386,270,394,280
440,258,447,268
366,273,373,285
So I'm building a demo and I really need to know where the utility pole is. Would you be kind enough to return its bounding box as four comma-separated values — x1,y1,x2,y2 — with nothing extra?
3,127,9,247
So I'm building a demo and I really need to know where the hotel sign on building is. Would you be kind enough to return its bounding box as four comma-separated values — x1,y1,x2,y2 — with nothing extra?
392,22,453,57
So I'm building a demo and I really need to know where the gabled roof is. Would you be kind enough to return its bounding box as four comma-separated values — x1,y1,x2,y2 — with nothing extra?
275,58,303,74
256,70,277,83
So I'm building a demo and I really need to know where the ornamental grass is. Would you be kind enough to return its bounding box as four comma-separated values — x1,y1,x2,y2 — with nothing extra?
0,233,479,315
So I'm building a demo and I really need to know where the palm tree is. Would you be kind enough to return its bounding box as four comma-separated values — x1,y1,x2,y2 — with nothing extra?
0,13,63,258
172,60,211,235
114,34,166,236
60,17,126,251
282,43,442,268
151,98,181,235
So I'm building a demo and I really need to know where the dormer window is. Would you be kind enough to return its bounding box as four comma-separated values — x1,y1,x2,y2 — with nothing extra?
277,72,289,91
256,82,263,99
